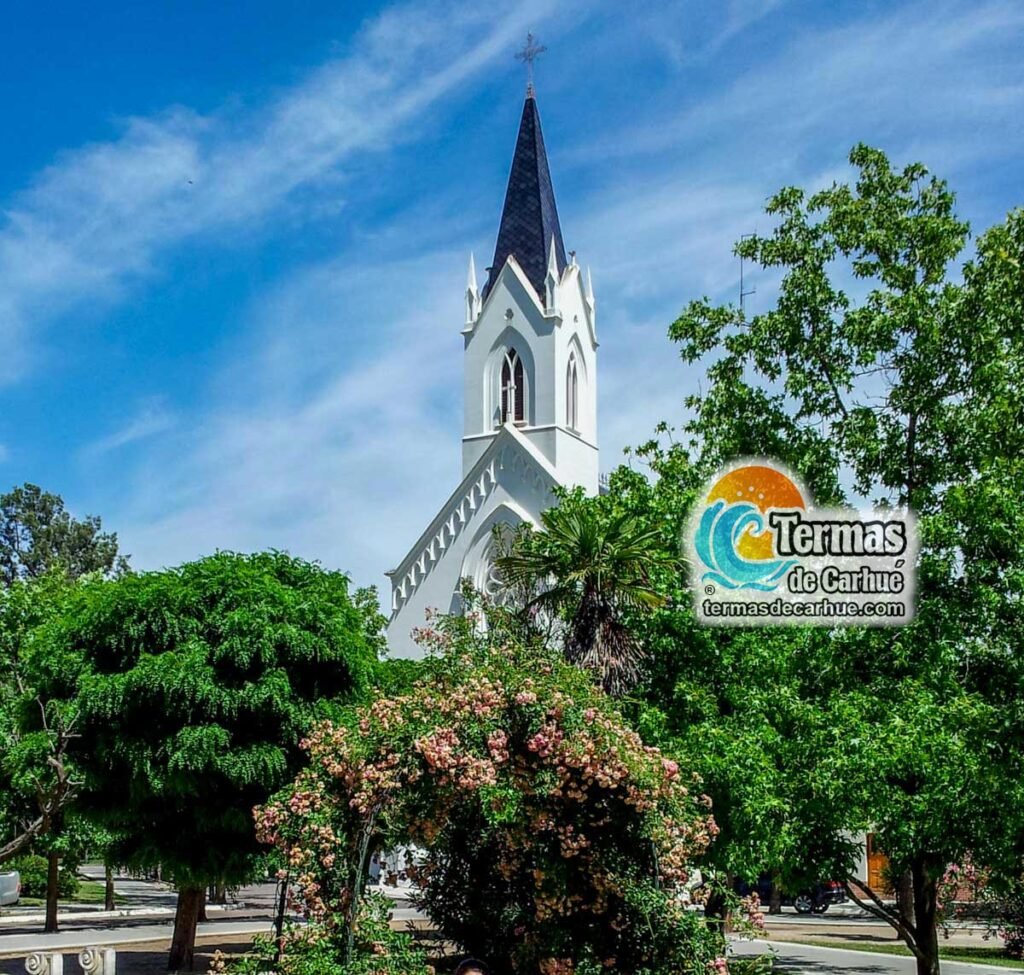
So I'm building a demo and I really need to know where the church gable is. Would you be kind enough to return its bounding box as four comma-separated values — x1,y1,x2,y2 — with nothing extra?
469,255,547,335
386,425,558,631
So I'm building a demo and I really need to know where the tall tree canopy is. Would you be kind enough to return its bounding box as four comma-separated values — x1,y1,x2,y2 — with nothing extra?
0,483,128,586
31,551,381,970
0,574,78,869
664,146,1024,975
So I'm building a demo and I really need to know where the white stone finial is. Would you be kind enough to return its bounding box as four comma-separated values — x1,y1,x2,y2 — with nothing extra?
465,252,480,324
546,234,558,277
545,234,559,313
585,266,597,331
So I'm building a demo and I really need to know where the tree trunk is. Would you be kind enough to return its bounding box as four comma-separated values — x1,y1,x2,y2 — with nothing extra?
168,886,203,971
912,857,941,975
769,869,784,914
198,888,208,923
897,868,915,936
704,880,735,936
213,878,227,904
44,852,59,933
104,864,115,911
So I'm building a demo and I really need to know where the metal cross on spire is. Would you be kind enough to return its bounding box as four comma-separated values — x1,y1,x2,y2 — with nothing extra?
515,32,547,95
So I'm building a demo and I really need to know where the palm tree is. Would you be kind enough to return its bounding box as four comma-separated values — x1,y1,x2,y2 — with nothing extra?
496,504,677,696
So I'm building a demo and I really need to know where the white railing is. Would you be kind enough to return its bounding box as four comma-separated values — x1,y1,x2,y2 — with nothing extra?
390,458,498,618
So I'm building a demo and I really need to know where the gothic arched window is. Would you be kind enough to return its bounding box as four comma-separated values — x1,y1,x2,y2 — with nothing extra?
501,349,524,424
566,353,579,431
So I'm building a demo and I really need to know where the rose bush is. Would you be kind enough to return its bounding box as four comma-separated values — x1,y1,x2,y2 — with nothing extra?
256,608,725,974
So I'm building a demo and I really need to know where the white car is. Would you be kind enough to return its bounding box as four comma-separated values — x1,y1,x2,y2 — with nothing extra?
0,870,20,907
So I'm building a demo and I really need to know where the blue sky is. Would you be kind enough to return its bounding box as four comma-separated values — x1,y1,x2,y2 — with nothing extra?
1,0,1021,595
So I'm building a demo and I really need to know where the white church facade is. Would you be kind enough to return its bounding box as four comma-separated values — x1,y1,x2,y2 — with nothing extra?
385,86,599,658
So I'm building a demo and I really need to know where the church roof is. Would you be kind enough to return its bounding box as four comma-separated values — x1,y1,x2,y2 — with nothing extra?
484,91,567,300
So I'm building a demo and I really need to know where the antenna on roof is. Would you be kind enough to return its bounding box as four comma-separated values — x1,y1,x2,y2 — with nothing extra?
739,232,757,320
515,32,547,97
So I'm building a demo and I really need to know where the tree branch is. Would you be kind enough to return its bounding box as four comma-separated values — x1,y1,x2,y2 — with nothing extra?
845,877,923,959
0,814,46,864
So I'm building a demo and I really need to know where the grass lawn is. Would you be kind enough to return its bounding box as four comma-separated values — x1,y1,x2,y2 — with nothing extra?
18,881,126,908
783,938,1024,969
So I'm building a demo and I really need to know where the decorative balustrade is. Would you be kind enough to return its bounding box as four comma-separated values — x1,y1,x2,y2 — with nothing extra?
23,948,115,975
77,948,115,975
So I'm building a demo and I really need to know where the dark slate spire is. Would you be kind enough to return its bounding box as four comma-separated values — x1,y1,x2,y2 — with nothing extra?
485,91,567,300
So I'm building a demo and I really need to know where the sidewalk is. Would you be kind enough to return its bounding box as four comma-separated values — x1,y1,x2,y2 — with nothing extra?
0,919,273,958
0,902,249,928
0,873,421,961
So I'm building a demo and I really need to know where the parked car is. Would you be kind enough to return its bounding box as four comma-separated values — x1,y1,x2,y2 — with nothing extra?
736,875,847,914
0,870,20,907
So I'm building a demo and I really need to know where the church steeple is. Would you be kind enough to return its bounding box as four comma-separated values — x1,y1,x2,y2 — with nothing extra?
484,91,567,300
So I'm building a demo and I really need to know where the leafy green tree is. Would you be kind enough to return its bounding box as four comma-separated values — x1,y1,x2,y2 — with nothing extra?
32,551,379,970
664,146,1024,975
0,484,129,586
0,486,128,931
0,572,82,933
496,502,676,695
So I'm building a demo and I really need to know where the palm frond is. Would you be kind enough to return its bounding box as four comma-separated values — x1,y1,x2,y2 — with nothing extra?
495,501,678,695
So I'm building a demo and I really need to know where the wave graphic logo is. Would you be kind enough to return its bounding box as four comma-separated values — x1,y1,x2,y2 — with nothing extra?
694,463,806,591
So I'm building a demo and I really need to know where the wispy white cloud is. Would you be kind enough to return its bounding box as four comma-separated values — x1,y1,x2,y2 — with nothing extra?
109,170,775,587
706,0,789,53
0,0,566,383
116,250,464,581
575,0,1024,184
561,0,1024,481
82,399,177,457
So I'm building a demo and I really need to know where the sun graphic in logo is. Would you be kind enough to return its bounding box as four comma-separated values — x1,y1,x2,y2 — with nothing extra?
694,463,806,591
706,465,806,559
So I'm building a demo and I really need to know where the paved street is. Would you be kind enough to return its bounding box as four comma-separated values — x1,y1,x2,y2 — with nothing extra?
731,939,1015,975
0,867,277,933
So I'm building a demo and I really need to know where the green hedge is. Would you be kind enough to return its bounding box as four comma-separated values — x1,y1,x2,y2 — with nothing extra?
8,855,80,899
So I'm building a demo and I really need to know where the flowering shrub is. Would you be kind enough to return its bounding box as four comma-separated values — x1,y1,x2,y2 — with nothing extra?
256,610,724,974
936,858,988,930
211,892,429,975
981,872,1024,959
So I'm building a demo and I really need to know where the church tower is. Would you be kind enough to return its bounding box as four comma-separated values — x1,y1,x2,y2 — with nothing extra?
462,91,599,491
386,83,599,658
